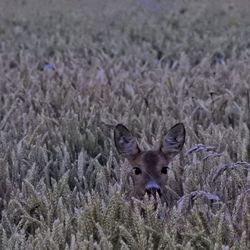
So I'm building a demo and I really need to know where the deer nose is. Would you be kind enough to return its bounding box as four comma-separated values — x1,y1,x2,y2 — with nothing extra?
145,181,161,196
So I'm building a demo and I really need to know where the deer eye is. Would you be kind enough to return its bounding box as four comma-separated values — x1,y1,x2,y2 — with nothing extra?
161,167,168,174
133,167,142,175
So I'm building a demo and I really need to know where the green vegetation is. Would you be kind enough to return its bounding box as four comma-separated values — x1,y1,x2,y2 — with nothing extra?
0,0,249,249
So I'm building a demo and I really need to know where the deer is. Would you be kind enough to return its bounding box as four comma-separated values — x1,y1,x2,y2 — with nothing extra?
114,123,185,200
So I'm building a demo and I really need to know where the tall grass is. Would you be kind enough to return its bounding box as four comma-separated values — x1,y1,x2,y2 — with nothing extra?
0,0,249,249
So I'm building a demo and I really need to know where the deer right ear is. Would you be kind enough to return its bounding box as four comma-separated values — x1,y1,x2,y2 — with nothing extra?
114,124,140,159
160,123,185,160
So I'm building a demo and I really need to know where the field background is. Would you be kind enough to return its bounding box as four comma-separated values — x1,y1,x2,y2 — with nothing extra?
0,0,250,249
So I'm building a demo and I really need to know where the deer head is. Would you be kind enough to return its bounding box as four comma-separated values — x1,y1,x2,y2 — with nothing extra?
114,123,185,199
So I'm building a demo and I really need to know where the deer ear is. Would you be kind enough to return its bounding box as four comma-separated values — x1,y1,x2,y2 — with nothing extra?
160,123,185,159
114,124,140,159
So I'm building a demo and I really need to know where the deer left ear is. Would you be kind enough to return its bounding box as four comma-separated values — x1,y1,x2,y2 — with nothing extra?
160,123,185,159
114,124,140,159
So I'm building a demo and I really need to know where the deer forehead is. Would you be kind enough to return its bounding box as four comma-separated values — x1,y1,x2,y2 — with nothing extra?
143,151,160,166
131,151,168,169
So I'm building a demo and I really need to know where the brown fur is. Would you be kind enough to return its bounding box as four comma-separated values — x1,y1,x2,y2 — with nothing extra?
114,123,185,199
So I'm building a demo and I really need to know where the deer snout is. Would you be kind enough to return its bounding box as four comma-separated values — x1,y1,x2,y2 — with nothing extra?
145,180,161,196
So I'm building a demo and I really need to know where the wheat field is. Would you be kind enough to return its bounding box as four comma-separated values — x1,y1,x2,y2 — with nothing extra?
0,0,250,249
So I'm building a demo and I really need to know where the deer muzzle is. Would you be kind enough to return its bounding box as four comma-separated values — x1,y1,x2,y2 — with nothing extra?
145,180,161,197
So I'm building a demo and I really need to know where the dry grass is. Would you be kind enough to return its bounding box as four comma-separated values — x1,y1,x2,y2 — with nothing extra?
0,0,250,249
